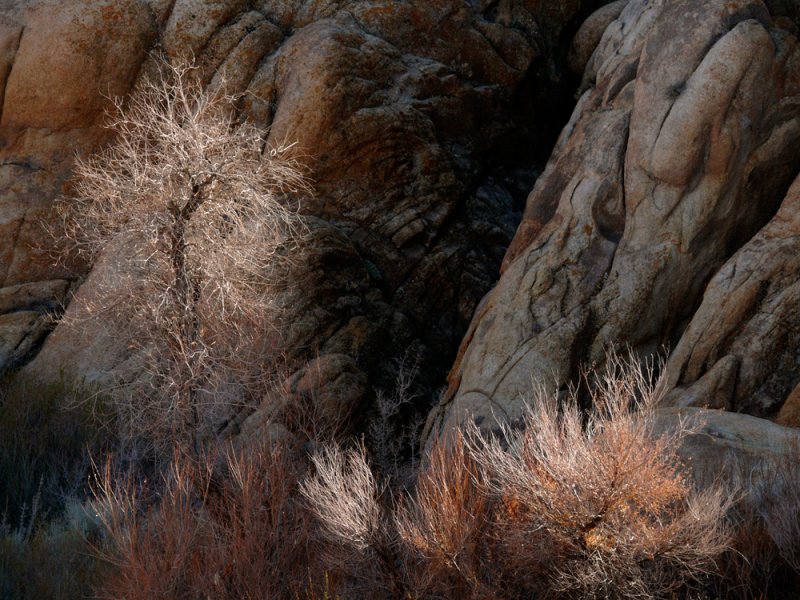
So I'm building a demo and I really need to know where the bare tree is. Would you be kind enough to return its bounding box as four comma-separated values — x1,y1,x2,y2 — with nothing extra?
56,56,308,455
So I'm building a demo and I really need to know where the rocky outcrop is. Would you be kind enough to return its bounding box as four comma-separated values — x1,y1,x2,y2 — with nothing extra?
654,407,800,499
426,0,800,436
9,1,598,428
8,0,800,450
662,175,800,416
0,0,157,372
0,279,69,369
567,0,627,77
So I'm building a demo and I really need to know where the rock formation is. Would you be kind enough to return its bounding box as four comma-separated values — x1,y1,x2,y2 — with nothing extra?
1,0,799,458
425,0,800,437
0,0,156,370
4,0,596,430
654,406,800,499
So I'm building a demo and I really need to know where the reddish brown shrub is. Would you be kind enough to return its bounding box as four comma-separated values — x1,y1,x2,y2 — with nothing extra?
92,441,315,600
464,355,732,599
301,355,733,599
395,430,495,598
94,355,734,599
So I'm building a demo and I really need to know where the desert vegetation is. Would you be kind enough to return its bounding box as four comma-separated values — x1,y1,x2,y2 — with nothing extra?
0,374,108,599
78,352,800,600
4,51,800,600
300,355,733,599
53,56,308,457
5,357,800,599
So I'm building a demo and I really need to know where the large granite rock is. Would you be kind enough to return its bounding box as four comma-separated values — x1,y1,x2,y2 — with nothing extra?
654,407,800,500
9,0,800,452
662,175,800,416
12,1,596,427
0,279,69,371
0,0,157,372
425,0,800,437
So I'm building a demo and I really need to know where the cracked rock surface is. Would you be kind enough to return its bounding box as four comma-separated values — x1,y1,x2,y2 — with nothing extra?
5,0,800,452
7,0,592,429
425,0,800,438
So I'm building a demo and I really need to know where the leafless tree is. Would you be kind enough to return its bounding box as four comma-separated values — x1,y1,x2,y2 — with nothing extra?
56,56,308,455
368,354,420,482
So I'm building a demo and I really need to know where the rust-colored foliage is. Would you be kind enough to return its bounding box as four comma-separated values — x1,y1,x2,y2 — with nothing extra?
464,354,732,599
302,355,733,599
95,355,735,600
395,430,493,597
92,441,315,600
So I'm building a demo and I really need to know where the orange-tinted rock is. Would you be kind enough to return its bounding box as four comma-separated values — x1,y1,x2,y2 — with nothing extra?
18,1,592,427
777,383,800,427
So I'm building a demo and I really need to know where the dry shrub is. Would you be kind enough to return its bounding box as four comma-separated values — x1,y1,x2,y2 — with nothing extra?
368,355,422,484
721,501,785,599
300,353,733,599
395,430,494,598
466,355,732,599
92,440,315,600
301,445,382,554
300,444,401,597
756,449,800,582
94,354,733,599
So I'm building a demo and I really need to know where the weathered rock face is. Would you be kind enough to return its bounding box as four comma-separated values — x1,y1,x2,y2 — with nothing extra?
0,0,158,370
654,407,800,499
10,1,600,428
567,0,628,77
0,279,69,370
8,0,800,450
662,175,800,416
425,0,800,436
